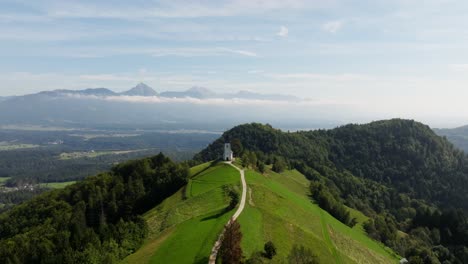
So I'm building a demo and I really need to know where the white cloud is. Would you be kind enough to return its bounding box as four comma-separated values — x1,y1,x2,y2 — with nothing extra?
277,26,289,37
322,20,343,33
150,47,257,57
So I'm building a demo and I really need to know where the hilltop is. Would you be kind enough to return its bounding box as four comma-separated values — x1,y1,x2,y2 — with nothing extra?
124,161,398,264
0,119,467,263
197,119,468,263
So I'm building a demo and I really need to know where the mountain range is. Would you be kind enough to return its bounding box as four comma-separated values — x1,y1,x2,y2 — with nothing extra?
7,83,298,101
0,83,337,130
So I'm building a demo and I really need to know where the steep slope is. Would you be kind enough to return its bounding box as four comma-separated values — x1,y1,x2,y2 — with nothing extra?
124,161,398,263
322,119,468,209
0,153,188,263
237,166,398,263
123,162,241,263
197,120,468,211
196,119,468,263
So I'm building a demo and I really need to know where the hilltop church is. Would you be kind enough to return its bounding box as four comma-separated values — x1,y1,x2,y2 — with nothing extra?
223,143,234,161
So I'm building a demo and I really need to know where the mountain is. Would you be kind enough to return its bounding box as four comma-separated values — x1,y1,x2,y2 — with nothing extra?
226,90,299,101
160,86,216,99
0,84,329,130
121,83,158,96
2,84,297,101
434,125,468,153
197,119,468,263
38,88,117,97
158,87,299,101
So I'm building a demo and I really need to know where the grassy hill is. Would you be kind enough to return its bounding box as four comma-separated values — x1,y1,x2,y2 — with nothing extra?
123,162,241,264
124,161,399,263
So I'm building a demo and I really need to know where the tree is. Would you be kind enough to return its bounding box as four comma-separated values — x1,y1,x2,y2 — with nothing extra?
248,152,258,169
264,241,277,259
242,151,250,168
231,138,244,156
272,157,286,173
220,220,243,264
257,161,266,174
288,245,318,264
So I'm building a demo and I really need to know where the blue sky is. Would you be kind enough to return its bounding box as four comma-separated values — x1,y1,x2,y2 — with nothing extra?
2,0,468,126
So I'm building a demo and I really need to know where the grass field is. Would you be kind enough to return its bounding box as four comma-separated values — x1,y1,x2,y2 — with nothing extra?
39,181,77,189
123,162,399,264
0,177,10,186
59,149,147,160
237,168,399,264
69,133,140,140
0,143,39,151
123,162,241,264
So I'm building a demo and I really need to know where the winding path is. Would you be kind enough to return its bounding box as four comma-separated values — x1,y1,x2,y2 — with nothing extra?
208,162,246,264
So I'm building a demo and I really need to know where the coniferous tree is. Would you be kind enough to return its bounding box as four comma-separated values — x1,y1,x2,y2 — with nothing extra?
220,220,243,264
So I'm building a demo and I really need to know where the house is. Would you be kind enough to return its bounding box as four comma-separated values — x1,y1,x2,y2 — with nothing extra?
223,143,234,161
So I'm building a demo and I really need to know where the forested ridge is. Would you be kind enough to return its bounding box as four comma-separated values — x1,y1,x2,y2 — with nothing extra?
1,119,468,263
0,153,188,264
196,119,468,263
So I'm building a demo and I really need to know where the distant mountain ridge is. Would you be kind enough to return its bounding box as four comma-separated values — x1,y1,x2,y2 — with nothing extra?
4,83,299,101
434,125,468,153
121,83,158,96
0,83,314,129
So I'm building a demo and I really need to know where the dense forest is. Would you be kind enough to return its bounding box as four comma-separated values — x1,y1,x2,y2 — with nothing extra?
196,120,468,263
0,153,188,263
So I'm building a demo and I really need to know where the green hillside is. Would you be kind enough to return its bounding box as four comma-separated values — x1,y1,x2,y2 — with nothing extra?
123,162,241,264
238,167,398,263
196,120,468,263
124,161,398,263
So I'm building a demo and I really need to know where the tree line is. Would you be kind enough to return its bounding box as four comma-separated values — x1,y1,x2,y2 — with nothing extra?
0,153,188,264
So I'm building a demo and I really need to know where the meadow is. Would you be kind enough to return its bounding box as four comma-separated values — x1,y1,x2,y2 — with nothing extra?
123,161,399,264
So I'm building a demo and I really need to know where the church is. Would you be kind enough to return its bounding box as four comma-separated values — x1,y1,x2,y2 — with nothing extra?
223,143,234,161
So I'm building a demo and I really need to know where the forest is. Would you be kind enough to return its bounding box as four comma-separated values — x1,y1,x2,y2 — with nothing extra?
0,153,188,264
1,119,468,263
196,119,468,263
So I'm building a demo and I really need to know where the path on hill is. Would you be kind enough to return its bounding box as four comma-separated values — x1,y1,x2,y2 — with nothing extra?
208,162,246,264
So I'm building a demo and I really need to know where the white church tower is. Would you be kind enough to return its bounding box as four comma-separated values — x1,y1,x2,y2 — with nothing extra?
223,143,234,161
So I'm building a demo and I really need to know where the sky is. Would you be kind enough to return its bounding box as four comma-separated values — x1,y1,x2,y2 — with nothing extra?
2,0,468,127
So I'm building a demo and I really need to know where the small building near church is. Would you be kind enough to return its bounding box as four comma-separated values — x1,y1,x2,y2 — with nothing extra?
223,143,234,161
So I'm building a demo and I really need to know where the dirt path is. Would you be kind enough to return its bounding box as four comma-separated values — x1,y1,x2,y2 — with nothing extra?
208,162,246,264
